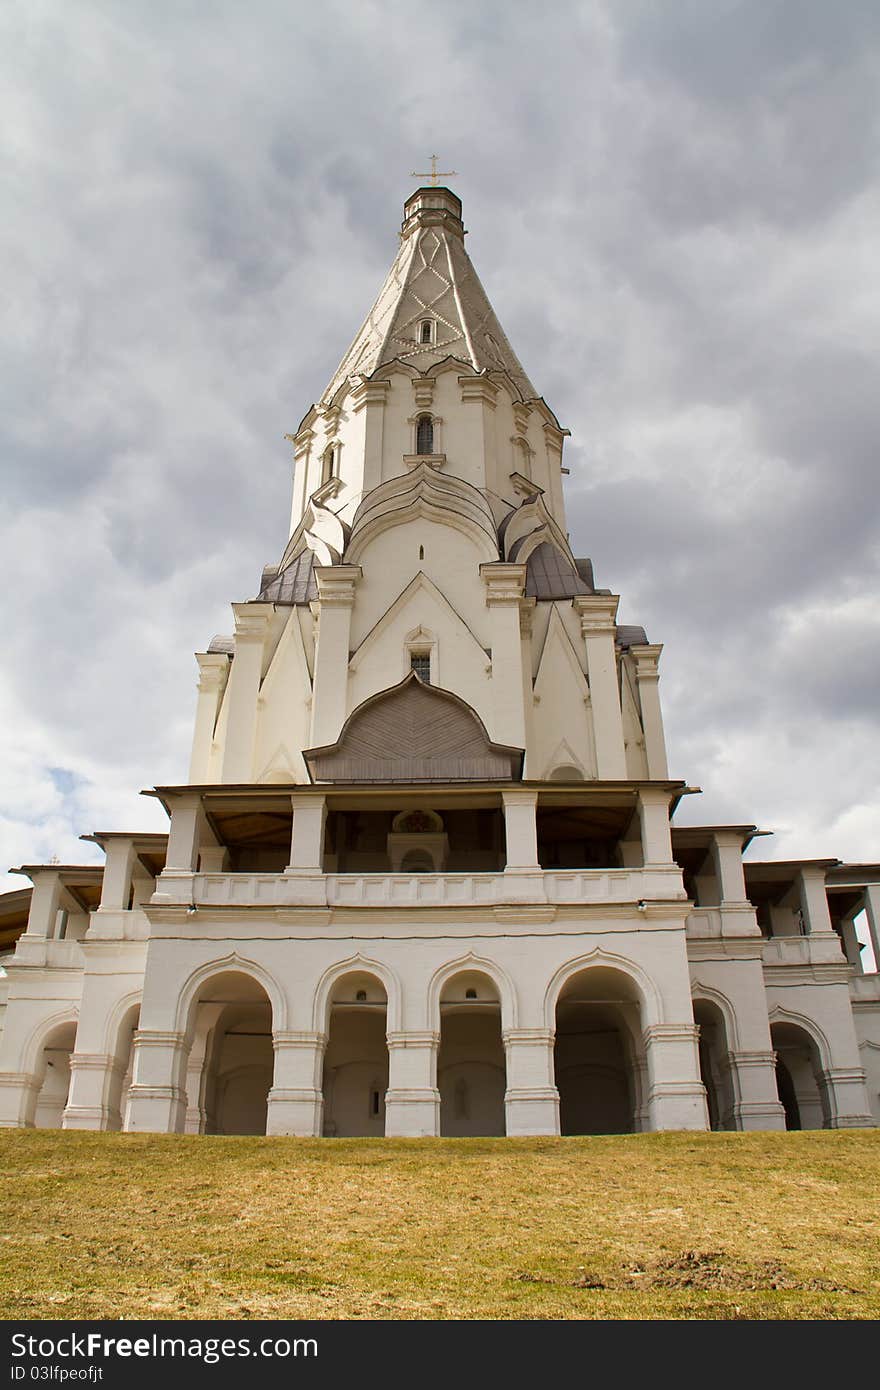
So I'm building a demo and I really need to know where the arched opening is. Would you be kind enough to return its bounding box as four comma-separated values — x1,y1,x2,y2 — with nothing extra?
322,971,388,1137
416,415,434,455
110,1002,140,1132
438,971,506,1137
33,1021,78,1129
770,1021,830,1130
553,968,642,1135
549,765,584,782
188,971,274,1136
693,999,735,1131
420,319,433,344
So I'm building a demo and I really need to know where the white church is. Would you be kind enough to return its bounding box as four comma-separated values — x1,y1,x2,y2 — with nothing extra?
1,184,878,1139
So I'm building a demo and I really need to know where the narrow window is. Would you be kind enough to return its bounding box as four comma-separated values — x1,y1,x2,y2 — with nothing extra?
410,651,431,683
371,1089,381,1116
418,544,425,561
355,989,367,1002
416,415,434,455
420,319,433,344
321,445,338,485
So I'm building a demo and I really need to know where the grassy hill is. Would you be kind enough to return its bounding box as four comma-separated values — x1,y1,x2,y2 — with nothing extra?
1,1129,878,1320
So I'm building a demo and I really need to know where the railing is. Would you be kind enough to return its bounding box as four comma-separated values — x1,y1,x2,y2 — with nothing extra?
762,933,846,967
186,865,687,910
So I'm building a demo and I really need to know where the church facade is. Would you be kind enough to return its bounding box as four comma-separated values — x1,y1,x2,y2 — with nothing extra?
1,185,878,1138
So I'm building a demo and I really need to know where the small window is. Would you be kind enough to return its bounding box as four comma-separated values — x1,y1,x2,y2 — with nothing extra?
355,989,367,1002
321,444,338,485
465,988,477,1000
416,415,434,455
410,652,431,683
420,319,433,344
371,1089,381,1116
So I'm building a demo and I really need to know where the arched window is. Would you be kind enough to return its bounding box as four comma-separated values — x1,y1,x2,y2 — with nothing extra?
416,416,434,455
321,444,338,486
420,320,433,344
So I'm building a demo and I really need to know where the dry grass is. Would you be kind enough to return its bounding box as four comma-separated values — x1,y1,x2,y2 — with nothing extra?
1,1129,878,1320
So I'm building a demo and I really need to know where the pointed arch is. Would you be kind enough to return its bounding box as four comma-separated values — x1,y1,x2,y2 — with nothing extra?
312,954,402,1035
767,1005,832,1070
543,948,662,1031
427,953,518,1032
175,954,286,1036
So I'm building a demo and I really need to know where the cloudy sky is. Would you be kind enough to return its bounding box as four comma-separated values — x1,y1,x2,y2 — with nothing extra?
2,0,878,891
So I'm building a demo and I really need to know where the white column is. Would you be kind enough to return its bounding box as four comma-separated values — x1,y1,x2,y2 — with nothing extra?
798,867,835,936
309,566,361,747
189,653,229,783
22,872,63,939
350,379,390,494
573,596,627,779
97,839,137,913
62,1053,125,1131
125,1030,188,1134
711,831,762,937
385,1032,440,1137
860,884,880,971
220,604,273,782
637,788,674,867
722,1050,786,1131
267,1031,326,1136
630,644,668,779
644,1023,709,1131
502,789,539,870
152,794,202,904
519,599,536,778
286,794,327,871
503,1029,559,1135
480,563,528,750
288,426,315,536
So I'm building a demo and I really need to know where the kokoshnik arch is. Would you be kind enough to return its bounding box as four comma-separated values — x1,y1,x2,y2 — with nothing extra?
1,185,878,1139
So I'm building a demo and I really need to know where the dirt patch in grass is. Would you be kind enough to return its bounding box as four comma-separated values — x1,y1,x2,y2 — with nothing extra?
1,1129,878,1320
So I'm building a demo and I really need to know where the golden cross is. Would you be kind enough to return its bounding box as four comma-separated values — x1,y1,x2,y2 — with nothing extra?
410,154,458,186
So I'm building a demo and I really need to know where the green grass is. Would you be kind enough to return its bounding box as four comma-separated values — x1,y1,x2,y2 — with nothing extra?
1,1129,878,1320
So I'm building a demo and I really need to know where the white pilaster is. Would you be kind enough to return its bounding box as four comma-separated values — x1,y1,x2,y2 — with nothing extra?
384,1031,440,1136
503,1029,559,1135
637,788,674,867
502,789,539,869
480,563,528,750
220,604,274,783
266,1031,326,1136
309,566,361,747
573,596,627,779
630,644,668,779
644,1023,709,1130
125,1030,188,1134
189,653,229,783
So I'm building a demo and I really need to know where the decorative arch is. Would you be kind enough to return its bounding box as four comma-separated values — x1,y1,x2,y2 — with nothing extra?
312,954,403,1035
768,1004,833,1070
690,981,741,1051
22,1007,80,1076
427,953,518,1032
304,671,523,782
175,954,286,1037
345,465,499,566
102,990,143,1057
543,948,662,1031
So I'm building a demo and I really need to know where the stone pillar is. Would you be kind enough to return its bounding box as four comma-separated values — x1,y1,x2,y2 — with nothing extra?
23,873,63,939
0,1074,40,1128
503,1029,559,1135
643,1023,709,1131
62,1053,125,1131
125,1030,188,1134
573,596,627,779
630,644,668,779
820,1067,874,1129
152,795,202,904
350,379,390,494
266,1031,327,1136
519,599,536,778
385,1031,440,1137
480,563,528,750
189,653,229,783
309,566,361,747
97,840,137,914
798,867,834,935
220,604,273,783
722,1050,786,1131
502,789,539,870
288,426,315,535
637,788,674,867
861,885,880,972
182,1002,223,1135
286,794,328,871
711,831,762,937
460,376,499,493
